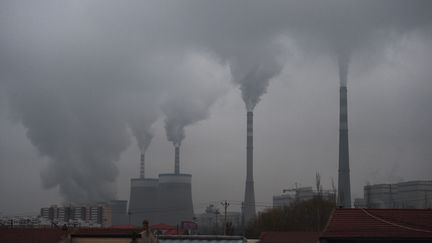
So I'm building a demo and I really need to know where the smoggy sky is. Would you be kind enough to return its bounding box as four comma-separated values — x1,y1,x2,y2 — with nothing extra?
1,0,431,215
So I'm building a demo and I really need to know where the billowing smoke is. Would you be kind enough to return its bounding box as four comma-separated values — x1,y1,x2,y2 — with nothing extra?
162,52,231,147
1,0,432,205
127,101,158,153
232,46,285,112
163,98,207,147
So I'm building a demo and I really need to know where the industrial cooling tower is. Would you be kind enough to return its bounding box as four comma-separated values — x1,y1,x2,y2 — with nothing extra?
157,173,194,226
128,178,159,225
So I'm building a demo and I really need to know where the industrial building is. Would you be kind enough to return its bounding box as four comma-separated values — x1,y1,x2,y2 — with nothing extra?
196,204,242,234
128,177,159,225
129,148,194,226
157,173,194,226
273,187,336,208
354,180,432,209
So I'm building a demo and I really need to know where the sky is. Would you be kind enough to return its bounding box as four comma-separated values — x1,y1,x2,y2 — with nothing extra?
0,0,432,215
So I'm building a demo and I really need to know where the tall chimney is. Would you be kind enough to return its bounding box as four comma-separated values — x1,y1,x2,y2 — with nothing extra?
174,145,180,174
337,85,351,208
140,153,145,179
243,111,256,223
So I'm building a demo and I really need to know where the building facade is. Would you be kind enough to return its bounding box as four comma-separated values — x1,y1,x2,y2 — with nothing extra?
355,180,432,209
273,187,336,208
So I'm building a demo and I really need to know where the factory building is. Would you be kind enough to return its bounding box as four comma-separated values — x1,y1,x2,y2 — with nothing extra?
128,177,159,225
273,187,336,208
354,180,432,209
109,200,128,226
128,149,194,226
128,152,160,225
157,173,194,226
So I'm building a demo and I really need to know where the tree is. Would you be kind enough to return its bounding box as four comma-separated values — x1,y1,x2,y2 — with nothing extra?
245,197,336,238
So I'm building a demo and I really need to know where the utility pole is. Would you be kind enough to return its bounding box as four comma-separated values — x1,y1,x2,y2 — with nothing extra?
221,200,230,235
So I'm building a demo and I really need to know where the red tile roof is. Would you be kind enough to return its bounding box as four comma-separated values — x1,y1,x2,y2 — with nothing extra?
321,208,432,239
0,228,66,243
259,231,321,243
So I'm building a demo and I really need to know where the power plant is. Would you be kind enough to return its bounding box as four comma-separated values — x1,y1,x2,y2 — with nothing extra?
157,144,194,225
128,146,194,226
157,173,194,225
337,59,352,208
128,153,159,225
243,111,256,223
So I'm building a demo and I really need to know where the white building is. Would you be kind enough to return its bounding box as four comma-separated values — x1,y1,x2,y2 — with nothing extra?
355,180,432,209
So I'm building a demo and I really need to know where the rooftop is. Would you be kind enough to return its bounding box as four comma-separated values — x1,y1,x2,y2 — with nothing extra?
259,231,321,243
321,208,432,239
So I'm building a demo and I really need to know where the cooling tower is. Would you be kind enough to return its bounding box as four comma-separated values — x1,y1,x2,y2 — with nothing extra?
337,85,351,208
243,111,256,223
157,173,194,226
129,178,159,225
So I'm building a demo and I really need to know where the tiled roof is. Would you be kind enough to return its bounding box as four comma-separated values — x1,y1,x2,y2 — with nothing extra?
321,208,432,239
259,231,321,243
0,228,66,243
158,235,245,243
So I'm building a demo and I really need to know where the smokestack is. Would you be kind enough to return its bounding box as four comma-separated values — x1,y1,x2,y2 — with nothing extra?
175,145,180,174
337,85,351,208
243,111,256,223
140,153,145,179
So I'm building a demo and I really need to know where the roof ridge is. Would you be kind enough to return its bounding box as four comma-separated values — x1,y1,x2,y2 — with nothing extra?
361,208,432,234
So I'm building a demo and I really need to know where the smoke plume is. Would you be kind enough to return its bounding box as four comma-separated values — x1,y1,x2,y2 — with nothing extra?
1,0,432,205
237,55,284,112
162,52,230,147
127,100,158,153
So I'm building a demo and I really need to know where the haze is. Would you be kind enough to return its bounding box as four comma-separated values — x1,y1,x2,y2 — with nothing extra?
0,0,431,215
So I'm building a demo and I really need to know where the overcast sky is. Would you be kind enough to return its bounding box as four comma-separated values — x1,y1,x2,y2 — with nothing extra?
1,0,432,215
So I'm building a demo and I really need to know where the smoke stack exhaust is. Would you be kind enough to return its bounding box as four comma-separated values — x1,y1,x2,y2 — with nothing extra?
140,153,145,179
175,145,180,174
243,111,256,223
337,85,351,208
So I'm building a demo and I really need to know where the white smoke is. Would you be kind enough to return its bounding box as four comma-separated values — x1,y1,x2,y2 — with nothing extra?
162,52,231,147
0,0,431,204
